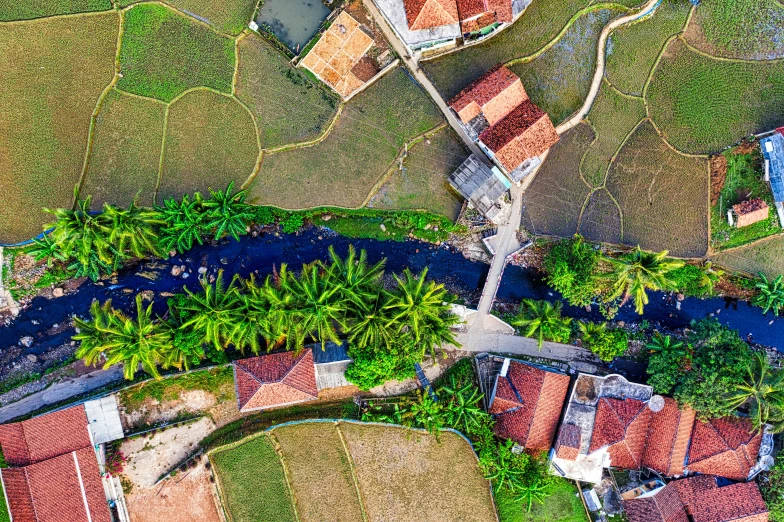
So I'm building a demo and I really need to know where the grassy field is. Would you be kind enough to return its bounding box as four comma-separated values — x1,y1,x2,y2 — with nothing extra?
235,34,339,149
713,234,784,278
250,68,443,209
510,8,620,125
272,423,365,522
339,423,497,522
0,0,111,21
118,0,257,35
422,0,594,99
370,126,467,220
647,39,784,154
521,124,595,237
211,433,298,522
81,89,166,208
711,149,780,250
605,120,709,257
579,188,622,244
684,0,784,60
158,89,259,201
605,0,691,95
581,82,647,186
0,12,119,244
117,3,235,102
495,478,587,522
119,366,234,411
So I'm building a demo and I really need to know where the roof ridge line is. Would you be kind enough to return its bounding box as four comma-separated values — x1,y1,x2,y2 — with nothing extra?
280,351,317,396
24,466,40,522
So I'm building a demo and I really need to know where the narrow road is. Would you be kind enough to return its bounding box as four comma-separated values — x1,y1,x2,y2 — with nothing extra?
556,0,662,134
455,332,599,365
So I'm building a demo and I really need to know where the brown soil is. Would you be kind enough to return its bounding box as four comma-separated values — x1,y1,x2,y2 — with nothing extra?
732,139,759,156
715,278,757,301
710,154,728,206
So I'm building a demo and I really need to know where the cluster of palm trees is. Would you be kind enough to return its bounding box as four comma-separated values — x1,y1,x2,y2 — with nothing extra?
74,246,459,381
32,183,254,281
729,351,784,432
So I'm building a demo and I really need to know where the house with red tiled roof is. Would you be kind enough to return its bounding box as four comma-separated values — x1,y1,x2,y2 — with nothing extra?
403,0,459,31
624,475,769,522
641,397,696,477
486,358,570,451
730,198,770,228
685,417,764,482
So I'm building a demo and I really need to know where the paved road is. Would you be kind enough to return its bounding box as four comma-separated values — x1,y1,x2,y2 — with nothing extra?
455,332,599,364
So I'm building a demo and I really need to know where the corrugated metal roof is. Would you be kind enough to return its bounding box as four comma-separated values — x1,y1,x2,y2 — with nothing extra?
448,154,510,218
309,340,351,364
84,396,124,445
762,132,784,203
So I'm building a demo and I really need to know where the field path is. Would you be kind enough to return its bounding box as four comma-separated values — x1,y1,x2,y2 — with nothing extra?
556,0,662,134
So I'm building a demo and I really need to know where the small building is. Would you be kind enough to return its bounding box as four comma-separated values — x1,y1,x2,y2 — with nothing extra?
448,154,511,223
623,475,769,522
685,416,763,482
761,128,784,226
730,198,769,227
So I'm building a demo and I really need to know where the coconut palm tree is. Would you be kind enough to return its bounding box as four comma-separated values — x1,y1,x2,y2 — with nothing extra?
201,182,254,241
180,270,243,350
727,351,784,431
347,293,396,352
262,265,307,351
74,295,172,379
577,321,607,345
155,193,207,254
604,247,684,315
324,245,385,313
511,300,572,349
753,273,784,316
227,274,275,354
441,376,488,435
102,201,163,259
287,261,347,350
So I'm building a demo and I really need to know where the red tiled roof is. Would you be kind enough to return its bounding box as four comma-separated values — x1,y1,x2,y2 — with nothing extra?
403,0,459,31
456,0,487,19
686,417,762,481
624,482,688,522
689,482,768,522
776,126,784,136
589,398,651,469
555,424,581,461
642,398,695,476
460,12,496,34
486,0,513,22
449,65,524,114
234,350,318,412
0,406,91,467
480,99,547,151
489,361,569,450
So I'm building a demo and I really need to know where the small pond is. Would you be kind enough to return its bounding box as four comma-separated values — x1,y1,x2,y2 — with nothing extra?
256,0,332,52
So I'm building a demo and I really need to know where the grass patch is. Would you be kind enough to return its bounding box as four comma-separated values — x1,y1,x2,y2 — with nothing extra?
711,149,780,250
272,423,364,522
118,0,257,35
521,123,595,237
370,126,467,220
713,234,784,278
510,8,621,125
158,89,259,201
117,3,235,102
0,0,111,21
605,0,690,96
211,433,297,522
605,120,709,257
0,481,9,522
0,12,119,244
647,38,784,154
119,366,234,412
495,477,587,522
684,0,784,60
249,68,443,209
82,89,166,208
582,82,647,186
422,0,593,100
235,33,338,149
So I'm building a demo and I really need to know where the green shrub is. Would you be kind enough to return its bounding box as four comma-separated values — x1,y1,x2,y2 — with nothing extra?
586,328,628,362
761,457,784,522
345,349,416,391
543,235,600,307
281,214,304,234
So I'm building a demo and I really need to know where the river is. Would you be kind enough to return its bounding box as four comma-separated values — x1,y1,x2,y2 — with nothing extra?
1,228,782,354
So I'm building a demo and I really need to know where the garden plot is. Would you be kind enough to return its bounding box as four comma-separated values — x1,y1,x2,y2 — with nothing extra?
82,89,166,208
647,39,784,154
235,34,339,149
0,12,119,244
521,124,595,238
578,188,622,245
605,0,691,96
0,0,111,21
605,120,709,257
422,0,595,99
370,126,467,220
713,235,784,278
272,422,365,522
581,83,647,187
118,0,257,36
683,0,784,60
510,8,621,125
158,89,259,201
117,3,235,102
250,68,442,209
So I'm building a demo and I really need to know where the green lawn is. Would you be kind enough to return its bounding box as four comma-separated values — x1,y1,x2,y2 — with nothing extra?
117,3,236,102
711,149,781,250
647,39,784,154
495,478,587,522
211,434,298,522
713,234,784,278
0,0,111,21
118,0,258,35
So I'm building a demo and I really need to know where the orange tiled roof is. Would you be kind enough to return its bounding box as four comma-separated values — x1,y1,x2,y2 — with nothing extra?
234,350,319,412
456,0,487,19
624,481,688,522
555,423,581,461
642,398,695,476
449,65,526,123
461,12,496,33
588,398,652,469
403,0,459,31
486,0,513,22
0,406,91,467
686,417,762,481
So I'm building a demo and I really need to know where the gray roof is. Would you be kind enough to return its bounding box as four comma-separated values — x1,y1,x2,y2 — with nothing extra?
762,132,784,203
309,340,351,364
84,396,124,445
449,154,511,219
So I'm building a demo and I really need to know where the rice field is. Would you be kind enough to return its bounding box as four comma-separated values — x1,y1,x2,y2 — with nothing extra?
370,126,467,220
712,235,784,278
578,188,622,245
250,68,443,209
235,34,339,149
0,0,111,21
647,39,784,154
684,0,784,60
158,89,259,201
117,3,236,102
118,0,258,35
0,12,119,244
81,89,166,208
605,0,691,95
